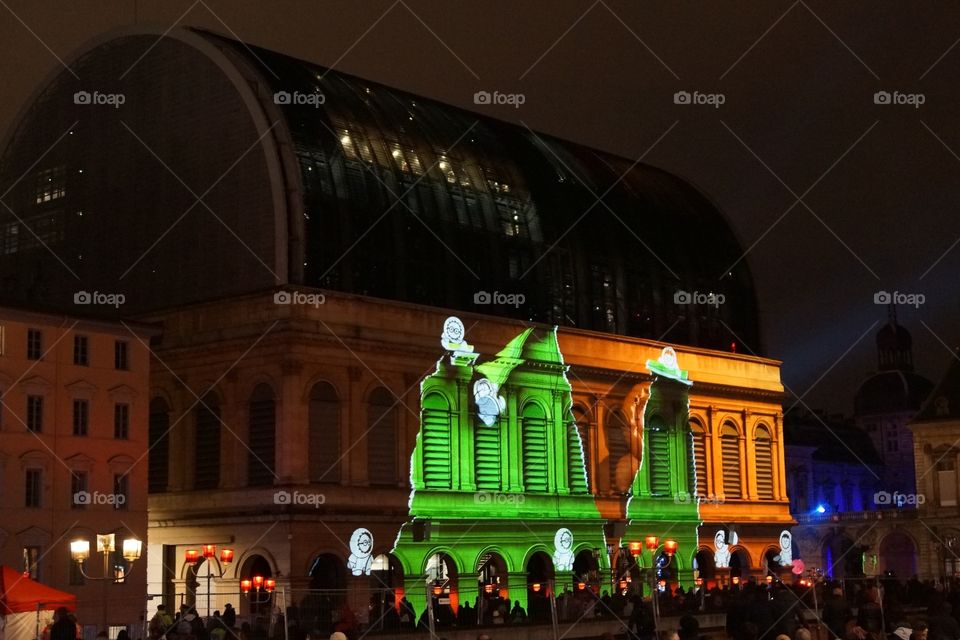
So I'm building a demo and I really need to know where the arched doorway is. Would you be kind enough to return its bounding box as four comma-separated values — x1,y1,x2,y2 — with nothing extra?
187,557,226,617
573,549,599,592
764,548,781,577
476,552,506,625
879,531,917,578
300,554,345,637
526,552,554,623
729,549,749,580
368,554,402,631
239,555,273,622
427,553,458,627
694,549,716,585
822,534,863,579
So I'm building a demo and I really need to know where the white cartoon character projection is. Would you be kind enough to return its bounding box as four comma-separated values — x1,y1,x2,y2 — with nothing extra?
474,378,506,427
441,316,477,365
645,346,691,384
347,528,374,576
774,530,792,566
714,529,739,568
553,528,575,571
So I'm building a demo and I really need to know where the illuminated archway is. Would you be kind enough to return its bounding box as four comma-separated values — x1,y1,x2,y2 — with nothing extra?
525,551,554,623
879,531,917,578
729,548,750,579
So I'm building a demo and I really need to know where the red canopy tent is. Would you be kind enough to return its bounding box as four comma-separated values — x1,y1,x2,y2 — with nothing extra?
0,566,76,615
0,567,76,640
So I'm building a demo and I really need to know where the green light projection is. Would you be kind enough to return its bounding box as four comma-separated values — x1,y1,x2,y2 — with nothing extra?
392,320,607,615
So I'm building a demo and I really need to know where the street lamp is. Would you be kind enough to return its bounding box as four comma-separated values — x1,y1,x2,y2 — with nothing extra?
70,533,142,630
631,536,678,636
240,574,275,611
185,544,234,616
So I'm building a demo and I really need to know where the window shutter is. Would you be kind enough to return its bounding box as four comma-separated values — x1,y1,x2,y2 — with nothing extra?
649,429,671,495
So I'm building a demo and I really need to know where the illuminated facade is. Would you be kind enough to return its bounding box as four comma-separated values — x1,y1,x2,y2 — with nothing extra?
0,26,792,626
0,306,153,631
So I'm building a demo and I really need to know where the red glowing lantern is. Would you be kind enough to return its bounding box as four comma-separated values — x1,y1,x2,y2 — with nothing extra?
695,578,703,587
766,575,773,584
202,544,216,559
220,548,234,564
628,541,643,557
618,580,627,590
432,585,443,596
185,549,200,565
663,539,678,556
264,578,276,593
252,575,264,589
532,583,541,592
240,579,252,593
644,535,659,551
484,584,493,594
732,576,740,585
577,582,586,591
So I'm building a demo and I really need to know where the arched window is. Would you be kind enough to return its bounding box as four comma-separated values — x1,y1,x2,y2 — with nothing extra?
606,409,630,493
522,402,548,492
473,392,499,491
194,394,220,490
567,405,589,494
309,382,340,483
148,398,170,494
689,420,708,498
422,392,452,489
248,384,276,487
367,388,398,486
720,422,742,499
754,424,774,500
647,416,670,496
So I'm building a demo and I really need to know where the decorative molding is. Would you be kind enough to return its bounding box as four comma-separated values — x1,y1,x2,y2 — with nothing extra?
108,384,138,402
65,379,99,399
18,375,53,395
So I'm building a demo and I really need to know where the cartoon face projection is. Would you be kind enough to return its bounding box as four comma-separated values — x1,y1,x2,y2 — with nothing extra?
346,528,374,576
775,530,793,566
553,528,575,572
474,377,506,427
659,347,679,371
441,317,470,351
714,529,738,568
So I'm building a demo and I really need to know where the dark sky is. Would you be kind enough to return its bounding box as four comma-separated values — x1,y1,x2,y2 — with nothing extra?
2,1,958,415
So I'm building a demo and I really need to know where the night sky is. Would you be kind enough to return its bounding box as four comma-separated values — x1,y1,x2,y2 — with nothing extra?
2,1,958,414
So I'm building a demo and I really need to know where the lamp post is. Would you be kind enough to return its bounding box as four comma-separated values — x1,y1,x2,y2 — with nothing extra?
185,545,234,616
240,574,275,618
630,536,677,638
70,533,143,630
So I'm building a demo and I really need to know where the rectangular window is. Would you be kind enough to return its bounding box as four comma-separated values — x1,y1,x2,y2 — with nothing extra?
71,471,88,509
22,546,40,581
27,328,42,360
114,340,129,370
26,395,43,433
114,403,129,440
0,324,6,355
73,399,88,436
34,165,66,204
25,469,41,507
113,474,129,511
73,335,89,366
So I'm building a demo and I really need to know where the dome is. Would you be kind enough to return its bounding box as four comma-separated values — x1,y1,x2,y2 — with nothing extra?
854,370,933,416
0,27,760,351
